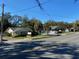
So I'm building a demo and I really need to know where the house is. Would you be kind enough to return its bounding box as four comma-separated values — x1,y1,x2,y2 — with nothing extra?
47,26,65,35
70,27,79,32
65,29,69,32
6,27,32,37
48,26,65,32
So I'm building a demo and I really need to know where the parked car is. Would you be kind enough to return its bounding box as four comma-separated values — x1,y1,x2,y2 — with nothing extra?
47,30,60,36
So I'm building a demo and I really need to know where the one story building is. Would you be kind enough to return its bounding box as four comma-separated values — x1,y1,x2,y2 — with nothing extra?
47,26,65,35
70,27,79,32
48,26,65,32
6,27,32,37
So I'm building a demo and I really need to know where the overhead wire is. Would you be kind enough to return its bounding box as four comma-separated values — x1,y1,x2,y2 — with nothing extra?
11,0,52,20
10,0,50,14
0,0,53,20
35,0,53,20
7,0,53,21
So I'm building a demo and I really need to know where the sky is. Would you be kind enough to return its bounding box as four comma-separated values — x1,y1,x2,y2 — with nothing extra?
0,0,79,23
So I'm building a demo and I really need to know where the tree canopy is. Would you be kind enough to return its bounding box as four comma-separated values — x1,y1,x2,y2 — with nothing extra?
0,12,76,32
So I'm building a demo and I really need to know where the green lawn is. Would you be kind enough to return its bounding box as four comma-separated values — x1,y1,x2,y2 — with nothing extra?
3,35,52,40
32,35,52,40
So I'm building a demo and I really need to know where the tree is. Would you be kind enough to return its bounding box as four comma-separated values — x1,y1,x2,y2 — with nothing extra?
9,15,22,27
21,16,29,27
29,18,43,33
0,12,11,31
44,20,56,30
75,20,79,27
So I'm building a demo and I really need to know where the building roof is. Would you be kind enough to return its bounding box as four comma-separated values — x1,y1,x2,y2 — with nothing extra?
49,26,64,30
8,27,32,32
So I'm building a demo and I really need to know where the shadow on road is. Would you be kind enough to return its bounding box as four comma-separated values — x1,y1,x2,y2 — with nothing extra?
0,41,79,59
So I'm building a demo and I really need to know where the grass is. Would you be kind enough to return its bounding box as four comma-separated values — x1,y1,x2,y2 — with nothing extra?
61,32,75,35
3,36,26,40
3,35,52,40
3,32,75,40
32,35,52,40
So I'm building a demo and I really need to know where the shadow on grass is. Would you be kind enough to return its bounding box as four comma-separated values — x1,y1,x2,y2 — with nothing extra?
0,41,79,59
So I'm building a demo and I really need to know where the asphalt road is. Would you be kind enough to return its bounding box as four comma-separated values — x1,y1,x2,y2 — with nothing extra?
35,32,79,45
3,32,79,45
2,32,79,44
0,32,79,59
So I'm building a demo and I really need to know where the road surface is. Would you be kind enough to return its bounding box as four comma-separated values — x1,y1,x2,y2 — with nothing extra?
0,32,79,59
34,32,79,45
3,32,79,45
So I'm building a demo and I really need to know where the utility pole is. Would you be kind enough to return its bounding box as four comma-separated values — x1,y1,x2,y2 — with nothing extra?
0,0,4,43
73,21,76,32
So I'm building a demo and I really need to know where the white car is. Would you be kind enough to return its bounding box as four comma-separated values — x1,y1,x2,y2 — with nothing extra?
48,31,60,36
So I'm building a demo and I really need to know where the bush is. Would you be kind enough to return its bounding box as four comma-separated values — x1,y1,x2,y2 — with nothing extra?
5,32,11,36
31,31,39,36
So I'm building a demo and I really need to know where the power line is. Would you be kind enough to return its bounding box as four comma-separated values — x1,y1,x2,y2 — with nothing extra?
10,0,50,14
35,0,44,10
6,0,53,20
74,0,78,2
9,0,53,21
35,0,53,20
